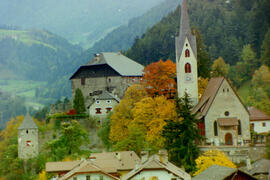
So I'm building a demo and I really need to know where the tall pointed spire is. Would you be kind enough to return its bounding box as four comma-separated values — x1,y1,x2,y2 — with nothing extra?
179,0,192,38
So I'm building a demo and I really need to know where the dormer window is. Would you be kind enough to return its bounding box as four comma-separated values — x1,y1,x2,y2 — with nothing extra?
185,63,191,73
185,49,190,57
96,100,100,104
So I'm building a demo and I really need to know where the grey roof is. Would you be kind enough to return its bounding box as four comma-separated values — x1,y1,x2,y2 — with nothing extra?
192,165,237,180
84,52,144,76
176,0,197,60
122,155,191,180
96,91,120,102
18,113,38,130
241,159,270,175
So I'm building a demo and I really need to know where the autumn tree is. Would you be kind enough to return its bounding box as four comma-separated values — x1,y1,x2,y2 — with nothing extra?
110,84,148,143
194,150,236,176
198,77,209,100
211,57,228,77
162,93,202,173
252,65,270,87
131,96,176,149
73,88,86,114
142,59,176,98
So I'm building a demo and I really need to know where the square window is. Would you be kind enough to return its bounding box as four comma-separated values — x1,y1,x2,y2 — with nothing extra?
95,108,101,114
262,122,266,127
81,78,85,85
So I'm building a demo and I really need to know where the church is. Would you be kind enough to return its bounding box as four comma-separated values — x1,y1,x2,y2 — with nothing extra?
176,0,251,146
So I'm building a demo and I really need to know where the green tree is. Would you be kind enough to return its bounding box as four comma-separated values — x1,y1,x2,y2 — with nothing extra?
261,29,270,67
241,44,259,76
98,115,112,150
73,88,86,114
162,93,202,173
47,120,89,161
211,57,228,77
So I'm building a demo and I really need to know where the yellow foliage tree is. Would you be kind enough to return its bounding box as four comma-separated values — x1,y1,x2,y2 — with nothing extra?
110,84,148,142
198,77,209,100
37,170,47,180
252,65,270,87
194,150,236,176
132,96,176,148
211,57,228,77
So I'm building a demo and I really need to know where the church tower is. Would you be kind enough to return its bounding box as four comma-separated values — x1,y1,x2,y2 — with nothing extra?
18,112,38,159
175,0,198,105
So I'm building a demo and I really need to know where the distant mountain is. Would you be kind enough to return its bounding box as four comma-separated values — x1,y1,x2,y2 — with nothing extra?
83,0,181,58
0,28,83,81
0,0,164,48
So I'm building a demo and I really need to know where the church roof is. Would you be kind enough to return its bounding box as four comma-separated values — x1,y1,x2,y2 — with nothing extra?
249,106,270,121
176,0,197,59
70,52,144,79
18,113,38,130
192,77,249,117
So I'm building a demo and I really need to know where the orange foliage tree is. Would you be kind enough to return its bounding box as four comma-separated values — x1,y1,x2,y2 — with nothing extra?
142,59,176,98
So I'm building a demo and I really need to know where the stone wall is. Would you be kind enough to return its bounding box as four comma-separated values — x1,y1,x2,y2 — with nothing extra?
199,145,266,164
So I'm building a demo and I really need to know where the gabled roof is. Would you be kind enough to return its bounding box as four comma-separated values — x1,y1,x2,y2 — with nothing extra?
241,158,270,175
18,113,38,130
122,155,191,180
46,160,83,173
59,160,119,180
249,106,270,121
96,91,120,102
192,77,224,117
192,77,249,118
70,52,144,79
176,0,197,59
88,151,140,173
192,165,256,180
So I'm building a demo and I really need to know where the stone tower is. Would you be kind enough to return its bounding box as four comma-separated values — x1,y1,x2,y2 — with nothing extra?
175,0,198,105
18,113,38,159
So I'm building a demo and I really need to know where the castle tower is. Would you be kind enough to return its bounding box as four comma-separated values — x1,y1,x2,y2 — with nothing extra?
18,113,38,159
175,0,198,105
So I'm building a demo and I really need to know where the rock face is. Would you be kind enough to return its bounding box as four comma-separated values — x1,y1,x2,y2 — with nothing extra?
18,113,39,159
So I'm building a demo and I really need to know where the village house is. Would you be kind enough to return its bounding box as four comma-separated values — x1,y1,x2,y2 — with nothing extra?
249,106,270,134
69,52,144,108
122,150,191,180
192,165,257,180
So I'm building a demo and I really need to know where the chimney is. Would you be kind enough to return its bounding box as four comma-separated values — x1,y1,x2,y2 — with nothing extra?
141,151,149,164
246,158,252,171
158,150,168,164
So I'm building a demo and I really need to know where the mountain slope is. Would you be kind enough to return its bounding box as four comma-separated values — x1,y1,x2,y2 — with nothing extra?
0,0,164,48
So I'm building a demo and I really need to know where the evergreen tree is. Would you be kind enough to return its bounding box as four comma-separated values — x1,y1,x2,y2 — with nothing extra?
162,92,202,173
261,29,270,67
73,88,86,114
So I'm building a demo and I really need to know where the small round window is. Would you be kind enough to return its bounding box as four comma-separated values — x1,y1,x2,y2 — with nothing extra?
225,111,230,116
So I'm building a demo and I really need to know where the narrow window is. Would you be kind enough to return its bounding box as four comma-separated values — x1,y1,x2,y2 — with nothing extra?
185,63,191,73
26,130,29,134
86,175,90,180
106,107,112,113
214,121,218,136
262,122,266,127
81,78,85,85
95,108,102,114
185,49,190,57
238,120,242,135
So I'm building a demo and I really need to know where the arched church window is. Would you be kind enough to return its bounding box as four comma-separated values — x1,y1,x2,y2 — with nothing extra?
185,49,190,57
214,121,218,136
185,63,191,73
238,120,242,135
26,130,28,134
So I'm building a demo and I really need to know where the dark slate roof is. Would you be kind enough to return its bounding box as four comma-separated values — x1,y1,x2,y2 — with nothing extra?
18,113,38,130
176,0,197,60
70,52,144,79
96,91,120,102
192,165,237,180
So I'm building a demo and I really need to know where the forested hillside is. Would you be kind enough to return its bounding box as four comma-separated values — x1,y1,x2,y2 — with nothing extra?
0,0,163,48
83,0,181,60
126,0,270,66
